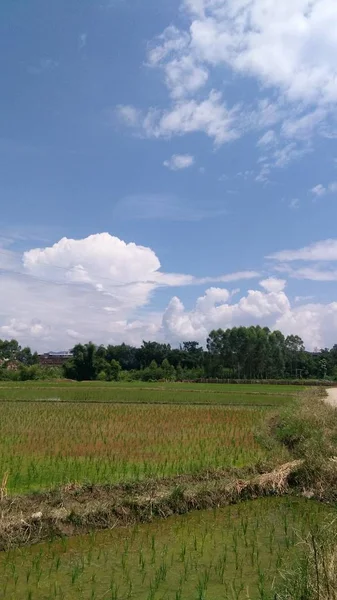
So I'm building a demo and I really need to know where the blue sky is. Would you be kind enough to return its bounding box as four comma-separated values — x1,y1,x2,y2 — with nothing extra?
1,0,337,351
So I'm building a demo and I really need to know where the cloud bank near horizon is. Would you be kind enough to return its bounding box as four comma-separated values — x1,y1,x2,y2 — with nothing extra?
1,232,337,352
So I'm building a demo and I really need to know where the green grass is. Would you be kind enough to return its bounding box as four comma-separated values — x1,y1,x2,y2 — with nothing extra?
0,497,334,600
0,381,300,405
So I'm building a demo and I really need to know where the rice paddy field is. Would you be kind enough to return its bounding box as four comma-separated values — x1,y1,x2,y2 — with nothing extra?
0,380,300,405
0,381,297,494
1,497,334,600
1,402,286,494
2,381,332,600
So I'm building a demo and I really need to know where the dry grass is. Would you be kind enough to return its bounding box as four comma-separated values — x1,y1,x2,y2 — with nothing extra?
0,472,8,501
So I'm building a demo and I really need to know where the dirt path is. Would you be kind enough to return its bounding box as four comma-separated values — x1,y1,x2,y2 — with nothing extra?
325,387,337,407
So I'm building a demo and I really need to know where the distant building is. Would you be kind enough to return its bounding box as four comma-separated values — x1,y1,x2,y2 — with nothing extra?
38,352,72,367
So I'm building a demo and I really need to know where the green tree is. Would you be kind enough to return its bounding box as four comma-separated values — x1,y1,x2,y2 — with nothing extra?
110,359,121,381
97,370,107,381
64,342,98,381
161,358,175,380
319,358,328,379
137,342,171,368
175,364,184,381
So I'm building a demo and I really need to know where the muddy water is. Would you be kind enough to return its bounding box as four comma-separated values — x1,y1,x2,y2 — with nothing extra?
0,497,334,600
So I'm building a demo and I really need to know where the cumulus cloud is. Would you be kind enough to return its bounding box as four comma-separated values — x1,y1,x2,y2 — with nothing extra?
163,154,195,170
163,280,291,343
2,234,337,351
162,280,337,350
260,278,287,293
0,233,260,350
275,302,337,351
22,233,161,311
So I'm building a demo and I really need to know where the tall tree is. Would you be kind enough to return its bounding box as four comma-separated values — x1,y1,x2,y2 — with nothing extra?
64,342,98,381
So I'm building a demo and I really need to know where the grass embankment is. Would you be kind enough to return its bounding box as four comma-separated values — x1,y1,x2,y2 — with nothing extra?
270,388,337,600
272,387,337,501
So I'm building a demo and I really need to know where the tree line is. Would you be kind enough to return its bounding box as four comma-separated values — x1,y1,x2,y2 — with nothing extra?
63,327,337,382
1,326,337,382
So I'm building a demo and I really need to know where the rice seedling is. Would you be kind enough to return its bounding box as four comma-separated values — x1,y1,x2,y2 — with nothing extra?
0,497,334,600
0,380,299,405
0,402,287,493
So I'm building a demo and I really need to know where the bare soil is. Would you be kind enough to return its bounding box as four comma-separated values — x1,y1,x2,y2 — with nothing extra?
325,387,337,408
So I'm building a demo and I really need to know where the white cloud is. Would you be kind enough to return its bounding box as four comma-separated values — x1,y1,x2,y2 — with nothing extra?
116,105,141,127
275,265,337,282
311,181,337,197
275,303,337,351
180,0,337,105
281,109,327,140
273,142,310,168
139,91,241,145
163,154,195,170
2,234,337,350
0,233,261,351
23,233,161,310
117,0,337,174
255,163,271,183
260,277,287,293
151,91,239,144
268,238,337,262
294,295,314,303
311,184,326,197
147,26,189,67
148,27,208,99
163,282,291,343
164,56,209,99
269,237,337,282
257,130,277,147
162,280,337,351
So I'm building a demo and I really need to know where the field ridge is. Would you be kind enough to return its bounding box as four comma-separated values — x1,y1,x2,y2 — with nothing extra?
0,460,304,551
